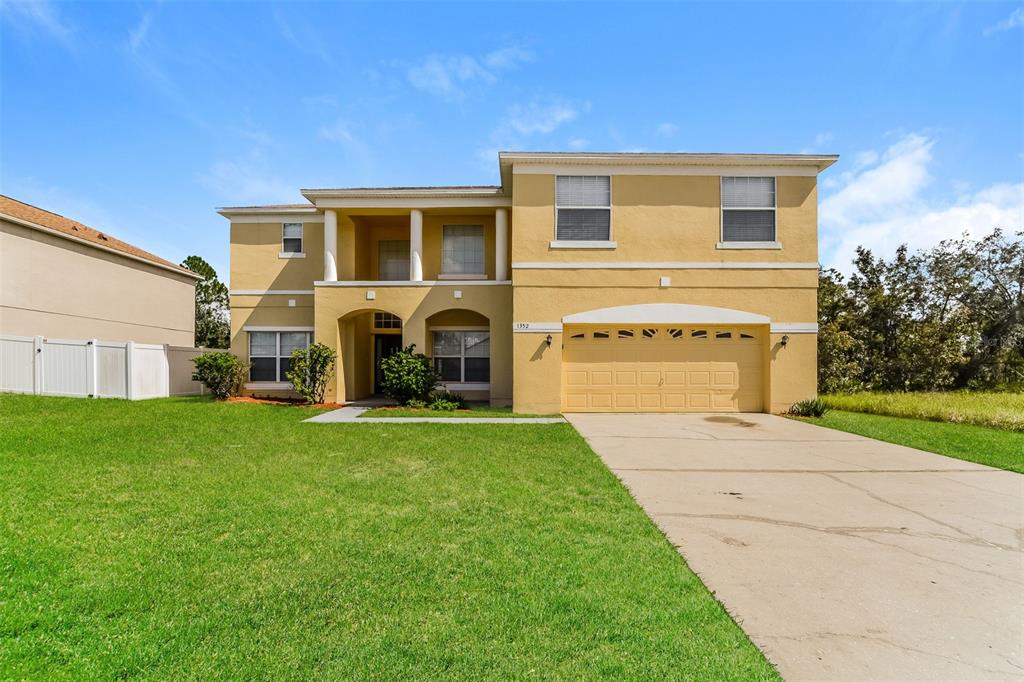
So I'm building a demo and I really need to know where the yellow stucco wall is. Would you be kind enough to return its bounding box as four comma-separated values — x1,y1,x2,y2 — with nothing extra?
313,284,512,405
508,171,819,414
227,166,821,413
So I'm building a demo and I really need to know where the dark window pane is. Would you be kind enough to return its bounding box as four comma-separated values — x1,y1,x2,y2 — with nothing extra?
464,358,490,382
722,210,775,241
556,208,610,240
435,357,461,382
251,357,276,381
282,237,303,253
279,357,292,381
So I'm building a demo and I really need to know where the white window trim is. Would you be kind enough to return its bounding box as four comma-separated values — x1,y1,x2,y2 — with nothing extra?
437,273,487,280
432,329,490,385
549,240,618,249
282,222,304,256
720,176,776,244
554,175,614,245
440,381,490,391
715,241,782,250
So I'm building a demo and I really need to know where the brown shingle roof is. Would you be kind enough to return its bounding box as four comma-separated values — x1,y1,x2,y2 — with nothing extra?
0,195,198,277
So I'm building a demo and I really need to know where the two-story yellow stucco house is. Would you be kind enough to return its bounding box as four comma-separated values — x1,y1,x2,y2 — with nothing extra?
222,151,837,414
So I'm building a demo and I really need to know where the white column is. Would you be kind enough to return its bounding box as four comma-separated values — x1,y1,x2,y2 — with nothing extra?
409,209,423,282
494,208,508,282
323,209,338,282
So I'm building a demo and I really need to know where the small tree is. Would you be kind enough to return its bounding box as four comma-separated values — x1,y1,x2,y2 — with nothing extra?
287,342,336,404
378,345,438,405
192,352,248,399
181,255,230,349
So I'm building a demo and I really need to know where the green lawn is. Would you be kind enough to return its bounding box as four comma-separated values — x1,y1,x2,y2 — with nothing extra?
800,410,1024,473
820,391,1024,431
360,403,548,418
0,394,775,680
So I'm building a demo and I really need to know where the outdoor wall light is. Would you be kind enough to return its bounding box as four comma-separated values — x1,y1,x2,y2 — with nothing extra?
781,334,790,348
545,334,553,347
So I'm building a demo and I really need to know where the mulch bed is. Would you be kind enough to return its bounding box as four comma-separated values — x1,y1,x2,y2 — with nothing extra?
225,396,344,409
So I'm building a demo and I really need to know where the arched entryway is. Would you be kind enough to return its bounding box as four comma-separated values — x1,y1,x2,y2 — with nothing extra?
337,307,405,401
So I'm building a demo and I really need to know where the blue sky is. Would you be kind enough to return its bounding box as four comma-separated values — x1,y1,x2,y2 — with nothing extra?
2,1,1022,279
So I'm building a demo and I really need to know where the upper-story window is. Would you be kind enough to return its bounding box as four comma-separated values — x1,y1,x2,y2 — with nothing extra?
442,225,485,276
721,177,775,242
282,222,304,254
378,240,410,281
555,176,611,241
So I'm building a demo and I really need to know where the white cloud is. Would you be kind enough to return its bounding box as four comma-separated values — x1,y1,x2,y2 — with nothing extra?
820,133,1023,271
406,45,533,98
504,100,579,135
984,6,1024,35
656,123,678,138
127,11,153,53
318,119,358,145
1,0,76,48
197,150,299,205
568,137,590,150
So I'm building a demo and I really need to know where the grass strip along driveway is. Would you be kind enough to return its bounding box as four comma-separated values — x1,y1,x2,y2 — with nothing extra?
0,394,775,680
360,404,545,418
820,391,1024,431
800,409,1024,474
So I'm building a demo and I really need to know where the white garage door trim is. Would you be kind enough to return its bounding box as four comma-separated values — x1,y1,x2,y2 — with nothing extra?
562,303,770,326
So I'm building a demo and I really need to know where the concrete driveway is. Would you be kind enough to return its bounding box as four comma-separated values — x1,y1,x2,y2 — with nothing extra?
567,413,1024,681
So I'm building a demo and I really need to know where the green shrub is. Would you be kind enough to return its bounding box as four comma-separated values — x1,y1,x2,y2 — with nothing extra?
428,397,460,411
788,398,830,418
405,398,427,409
430,389,466,409
378,345,438,406
286,342,337,404
191,352,248,400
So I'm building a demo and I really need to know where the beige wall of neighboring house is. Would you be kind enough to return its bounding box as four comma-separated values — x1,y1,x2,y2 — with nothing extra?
0,197,199,346
223,152,836,413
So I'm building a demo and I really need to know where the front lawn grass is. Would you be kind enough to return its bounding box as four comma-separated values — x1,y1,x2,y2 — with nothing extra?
820,391,1024,431
0,394,775,680
800,410,1024,474
360,403,547,418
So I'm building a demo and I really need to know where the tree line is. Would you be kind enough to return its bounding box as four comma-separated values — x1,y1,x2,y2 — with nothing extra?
818,229,1023,393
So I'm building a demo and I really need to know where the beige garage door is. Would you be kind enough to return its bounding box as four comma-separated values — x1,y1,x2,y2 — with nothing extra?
561,325,764,412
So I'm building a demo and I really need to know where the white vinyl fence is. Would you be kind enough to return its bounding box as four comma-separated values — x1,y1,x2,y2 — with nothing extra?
0,335,210,400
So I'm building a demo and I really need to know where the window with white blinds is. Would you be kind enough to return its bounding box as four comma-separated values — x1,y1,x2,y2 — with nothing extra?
555,176,611,241
249,331,311,382
442,225,485,275
282,223,303,253
721,177,775,242
378,240,410,281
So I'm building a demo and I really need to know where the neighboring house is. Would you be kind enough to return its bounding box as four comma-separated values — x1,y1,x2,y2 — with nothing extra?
0,195,200,345
222,151,836,414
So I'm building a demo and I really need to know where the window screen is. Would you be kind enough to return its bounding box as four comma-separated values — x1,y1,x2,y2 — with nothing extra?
248,330,311,382
442,225,485,275
722,177,775,242
432,330,490,383
378,240,410,281
282,223,303,253
556,176,611,241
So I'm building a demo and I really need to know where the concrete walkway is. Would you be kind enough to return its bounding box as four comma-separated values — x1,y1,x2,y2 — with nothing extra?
567,412,1024,681
305,401,564,424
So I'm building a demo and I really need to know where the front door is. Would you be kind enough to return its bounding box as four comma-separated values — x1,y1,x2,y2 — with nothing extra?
374,334,403,394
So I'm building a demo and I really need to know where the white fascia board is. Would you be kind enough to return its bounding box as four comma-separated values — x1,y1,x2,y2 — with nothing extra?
308,196,511,209
230,289,315,295
219,211,324,224
512,261,819,270
314,280,512,287
513,163,821,177
242,325,315,332
770,323,819,334
563,303,770,326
